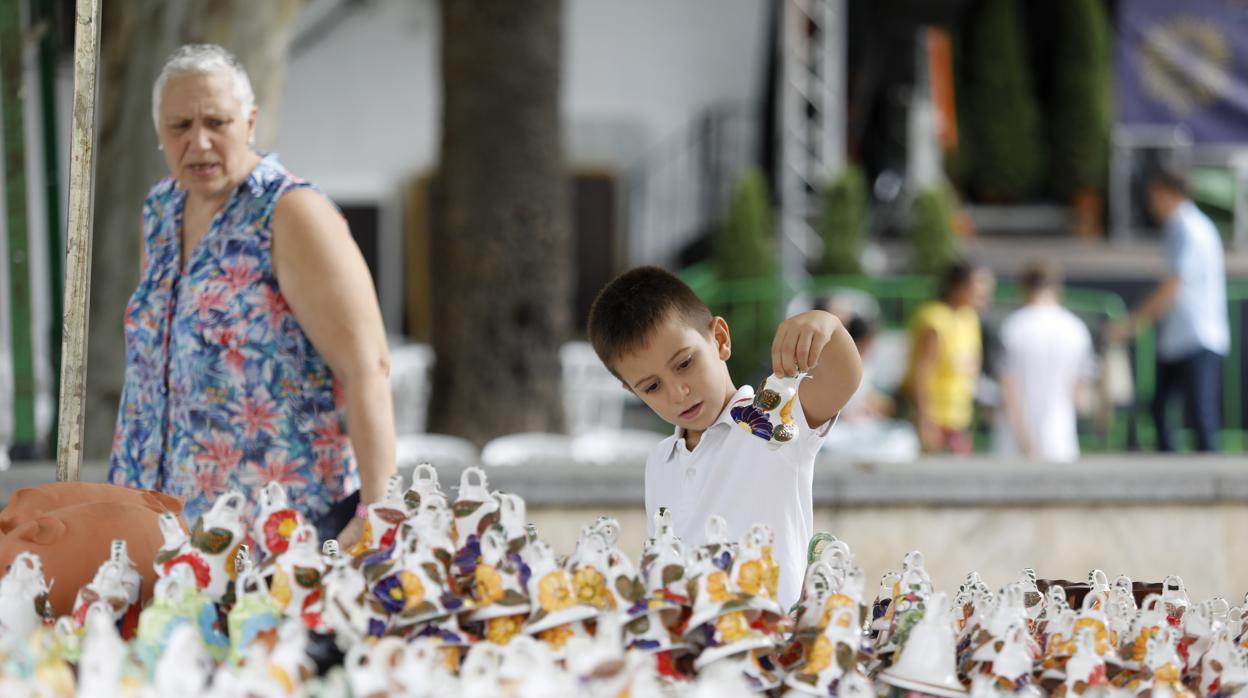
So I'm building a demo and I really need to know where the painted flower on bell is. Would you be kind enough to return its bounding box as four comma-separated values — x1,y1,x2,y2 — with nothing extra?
573,567,614,610
820,593,856,628
731,405,773,440
761,545,780,598
706,570,732,603
538,624,576,650
716,611,751,644
473,564,505,605
262,510,300,556
163,554,211,590
373,573,409,614
485,615,523,645
538,570,575,612
737,560,765,596
347,519,374,557
399,571,426,611
270,566,292,610
804,634,833,675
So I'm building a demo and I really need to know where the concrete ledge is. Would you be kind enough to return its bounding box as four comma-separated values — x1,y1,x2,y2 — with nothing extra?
3,455,1247,508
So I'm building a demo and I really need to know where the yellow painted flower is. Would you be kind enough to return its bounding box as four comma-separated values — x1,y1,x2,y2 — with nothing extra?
1154,662,1182,688
474,564,505,605
706,570,732,603
761,545,780,598
716,611,752,644
573,567,614,610
269,665,295,695
486,615,524,645
1132,626,1159,664
820,593,856,627
737,560,765,596
538,625,576,650
400,570,425,610
347,520,374,557
1072,617,1110,656
270,566,292,611
538,571,575,612
805,634,834,675
225,543,243,579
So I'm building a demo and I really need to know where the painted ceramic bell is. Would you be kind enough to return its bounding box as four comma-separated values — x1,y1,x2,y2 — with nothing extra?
452,467,501,551
784,604,867,694
523,540,598,634
878,592,968,697
404,462,443,512
161,490,246,601
252,482,306,560
734,524,783,619
77,601,129,697
226,567,281,666
383,524,469,630
349,474,409,556
691,608,777,670
732,372,809,449
269,523,326,627
495,492,529,551
1198,626,1248,696
0,551,52,646
320,554,373,650
466,527,531,622
1052,628,1110,698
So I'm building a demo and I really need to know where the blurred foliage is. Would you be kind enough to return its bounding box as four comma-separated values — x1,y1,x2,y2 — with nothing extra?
966,0,1043,201
1049,0,1111,198
816,164,868,275
713,168,779,385
909,184,959,275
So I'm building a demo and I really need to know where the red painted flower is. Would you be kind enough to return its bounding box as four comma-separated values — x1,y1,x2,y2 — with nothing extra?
262,510,301,556
163,553,212,590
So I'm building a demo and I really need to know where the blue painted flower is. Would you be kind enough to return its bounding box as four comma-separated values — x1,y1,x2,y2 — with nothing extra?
373,574,406,614
440,591,464,611
454,535,481,576
731,405,773,440
368,618,387,637
713,550,733,571
510,552,532,589
631,639,662,651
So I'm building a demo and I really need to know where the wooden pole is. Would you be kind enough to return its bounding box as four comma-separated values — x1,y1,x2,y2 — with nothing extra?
56,0,102,482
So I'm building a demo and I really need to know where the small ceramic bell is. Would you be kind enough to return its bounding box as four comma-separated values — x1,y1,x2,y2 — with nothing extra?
0,552,52,647
253,482,305,560
731,372,809,449
878,592,968,697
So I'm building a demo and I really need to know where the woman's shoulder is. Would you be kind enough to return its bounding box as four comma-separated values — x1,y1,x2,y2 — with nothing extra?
143,176,178,207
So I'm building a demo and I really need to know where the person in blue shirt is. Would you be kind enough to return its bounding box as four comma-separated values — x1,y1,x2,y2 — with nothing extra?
1116,164,1230,452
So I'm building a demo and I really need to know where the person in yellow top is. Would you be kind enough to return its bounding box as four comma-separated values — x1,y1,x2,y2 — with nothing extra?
903,261,995,454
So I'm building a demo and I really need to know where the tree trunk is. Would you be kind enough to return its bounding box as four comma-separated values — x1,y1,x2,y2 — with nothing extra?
431,0,570,446
84,0,300,457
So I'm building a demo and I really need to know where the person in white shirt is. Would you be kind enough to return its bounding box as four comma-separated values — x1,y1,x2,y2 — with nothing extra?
586,267,861,609
996,260,1095,462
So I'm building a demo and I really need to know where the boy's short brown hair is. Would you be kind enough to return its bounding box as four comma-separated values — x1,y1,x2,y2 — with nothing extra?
587,266,714,373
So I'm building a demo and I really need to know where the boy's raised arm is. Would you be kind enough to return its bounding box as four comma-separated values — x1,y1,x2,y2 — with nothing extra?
771,310,863,428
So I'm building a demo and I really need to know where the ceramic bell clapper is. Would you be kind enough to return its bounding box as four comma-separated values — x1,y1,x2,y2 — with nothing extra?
732,372,809,448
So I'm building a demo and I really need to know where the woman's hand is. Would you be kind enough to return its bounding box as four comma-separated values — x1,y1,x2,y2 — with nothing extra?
335,516,365,550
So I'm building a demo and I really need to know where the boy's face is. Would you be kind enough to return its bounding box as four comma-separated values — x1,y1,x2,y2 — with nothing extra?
612,313,734,433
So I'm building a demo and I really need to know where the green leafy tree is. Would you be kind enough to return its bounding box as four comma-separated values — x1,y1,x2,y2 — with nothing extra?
909,185,959,275
967,0,1043,201
713,169,778,384
1049,0,1111,197
816,165,868,275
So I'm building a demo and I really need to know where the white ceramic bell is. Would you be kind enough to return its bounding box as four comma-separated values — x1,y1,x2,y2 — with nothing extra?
878,591,968,697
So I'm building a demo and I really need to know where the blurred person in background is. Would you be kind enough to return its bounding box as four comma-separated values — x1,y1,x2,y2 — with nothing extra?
108,44,396,546
1113,165,1229,452
902,261,995,454
995,260,1094,462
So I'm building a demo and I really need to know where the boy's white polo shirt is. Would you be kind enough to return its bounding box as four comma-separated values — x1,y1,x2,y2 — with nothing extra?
644,384,833,609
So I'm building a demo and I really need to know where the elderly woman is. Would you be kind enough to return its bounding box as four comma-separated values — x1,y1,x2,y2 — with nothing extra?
107,44,395,548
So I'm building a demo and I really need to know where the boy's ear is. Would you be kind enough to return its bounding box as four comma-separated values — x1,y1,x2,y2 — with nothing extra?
711,316,732,361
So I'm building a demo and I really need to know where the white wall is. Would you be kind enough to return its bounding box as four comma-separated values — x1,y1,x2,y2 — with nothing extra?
275,0,769,264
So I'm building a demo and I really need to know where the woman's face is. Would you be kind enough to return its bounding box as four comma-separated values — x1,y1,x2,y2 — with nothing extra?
157,71,257,201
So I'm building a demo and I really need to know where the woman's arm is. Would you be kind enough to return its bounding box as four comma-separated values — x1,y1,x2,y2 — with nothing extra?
271,188,396,512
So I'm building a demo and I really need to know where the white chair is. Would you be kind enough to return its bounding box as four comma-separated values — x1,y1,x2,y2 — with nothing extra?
395,433,479,472
571,428,665,466
389,341,435,435
559,341,635,434
481,433,575,468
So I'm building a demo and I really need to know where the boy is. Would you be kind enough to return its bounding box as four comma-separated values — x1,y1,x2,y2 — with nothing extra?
587,267,861,608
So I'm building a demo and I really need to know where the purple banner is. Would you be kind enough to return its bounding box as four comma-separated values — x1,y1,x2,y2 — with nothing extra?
1115,0,1248,142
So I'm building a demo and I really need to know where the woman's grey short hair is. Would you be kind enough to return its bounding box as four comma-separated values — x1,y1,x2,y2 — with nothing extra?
151,44,255,132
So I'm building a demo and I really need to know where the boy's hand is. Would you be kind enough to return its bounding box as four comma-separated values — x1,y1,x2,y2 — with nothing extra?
771,310,840,376
771,310,863,428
